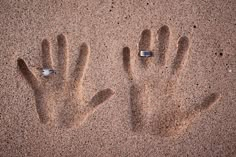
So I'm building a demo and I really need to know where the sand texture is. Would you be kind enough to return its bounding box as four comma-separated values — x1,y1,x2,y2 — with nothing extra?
1,0,236,156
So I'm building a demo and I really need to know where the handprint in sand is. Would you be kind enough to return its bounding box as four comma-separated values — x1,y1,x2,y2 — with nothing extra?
122,26,220,137
17,34,114,128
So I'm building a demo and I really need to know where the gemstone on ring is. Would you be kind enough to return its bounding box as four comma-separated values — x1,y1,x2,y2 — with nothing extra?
139,51,152,57
42,69,55,76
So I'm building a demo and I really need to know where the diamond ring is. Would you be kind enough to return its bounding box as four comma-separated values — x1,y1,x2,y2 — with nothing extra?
42,69,55,76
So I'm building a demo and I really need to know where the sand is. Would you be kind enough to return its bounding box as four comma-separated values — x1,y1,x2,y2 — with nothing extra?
1,0,236,156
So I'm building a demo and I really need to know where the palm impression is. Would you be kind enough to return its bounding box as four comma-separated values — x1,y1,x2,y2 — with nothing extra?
122,26,220,137
17,34,114,128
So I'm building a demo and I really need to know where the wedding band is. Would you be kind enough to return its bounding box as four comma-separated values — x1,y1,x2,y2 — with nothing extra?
139,51,152,57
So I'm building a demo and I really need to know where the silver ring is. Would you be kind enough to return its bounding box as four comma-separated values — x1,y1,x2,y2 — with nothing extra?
42,69,55,76
139,51,152,57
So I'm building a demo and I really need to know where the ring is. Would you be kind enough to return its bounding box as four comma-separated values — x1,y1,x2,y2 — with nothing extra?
139,51,152,57
42,69,55,76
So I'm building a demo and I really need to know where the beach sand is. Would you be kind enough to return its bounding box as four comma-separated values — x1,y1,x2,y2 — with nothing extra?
1,0,236,156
